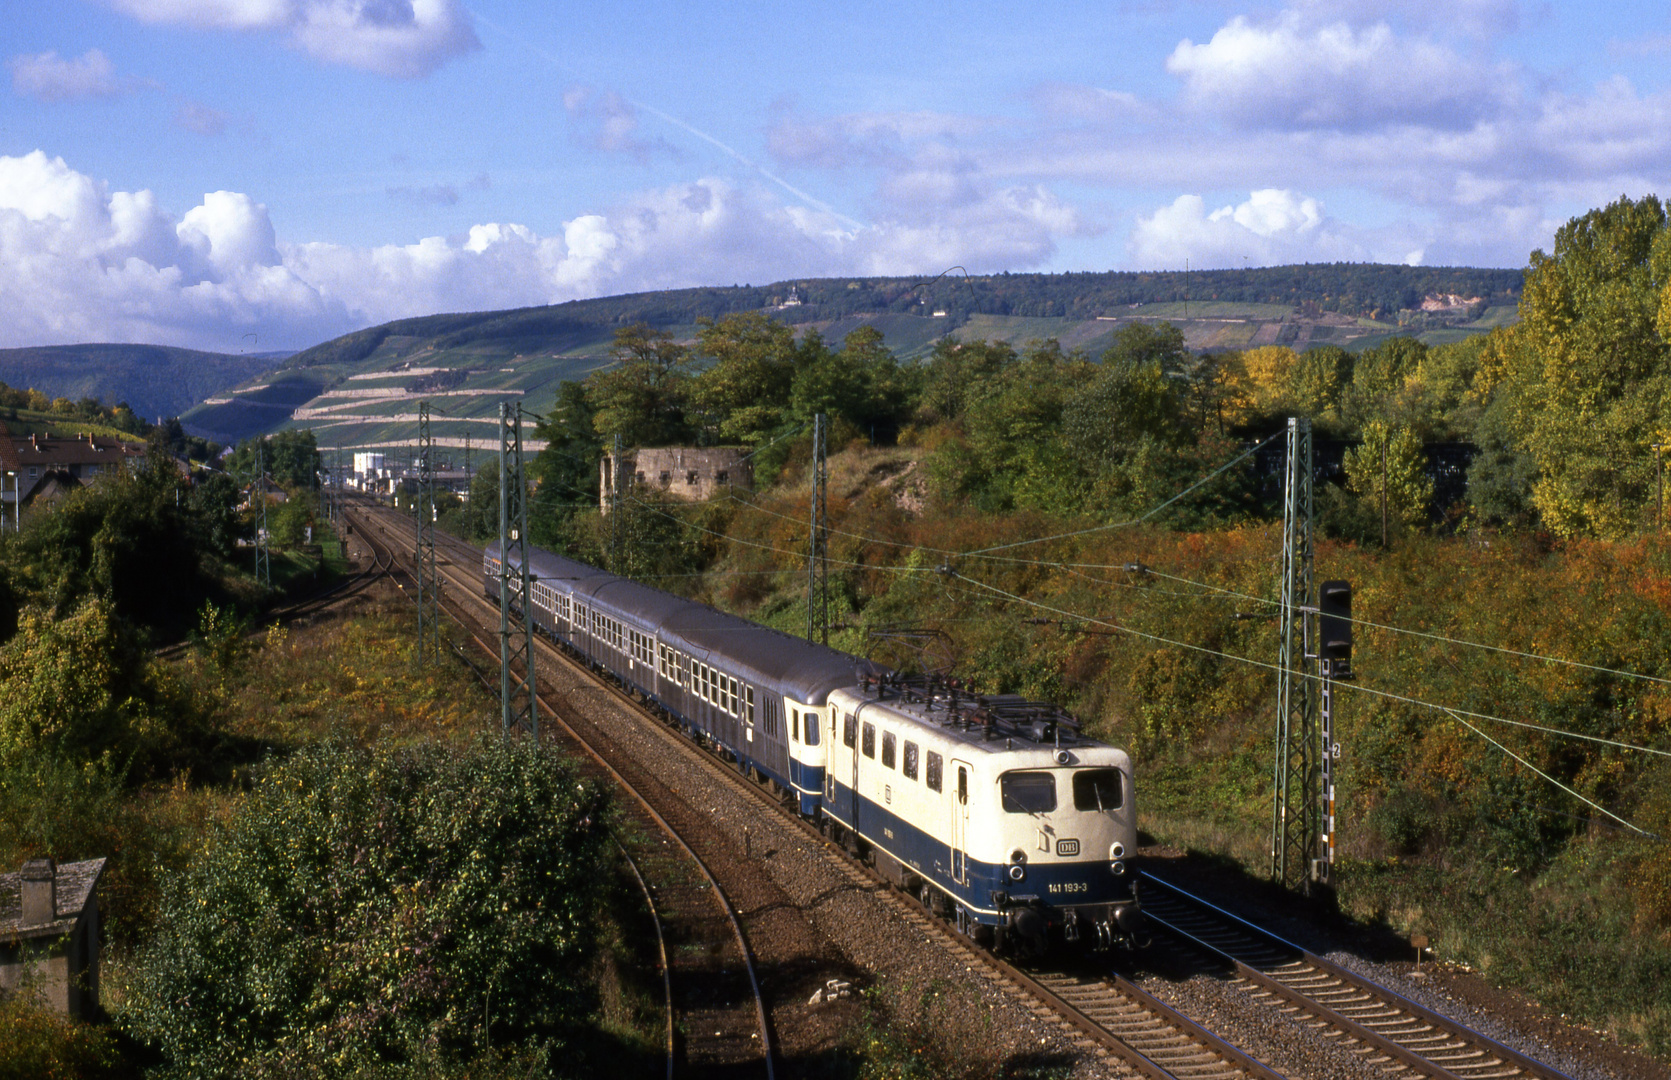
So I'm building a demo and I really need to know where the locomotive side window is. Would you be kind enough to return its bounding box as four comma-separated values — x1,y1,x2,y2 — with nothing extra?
881,731,896,769
902,741,919,780
957,766,968,805
1072,769,1124,811
843,713,857,748
925,751,942,792
861,722,876,759
1001,771,1057,814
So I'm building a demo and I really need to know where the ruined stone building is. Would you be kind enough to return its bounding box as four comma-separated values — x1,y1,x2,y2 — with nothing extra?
599,447,753,513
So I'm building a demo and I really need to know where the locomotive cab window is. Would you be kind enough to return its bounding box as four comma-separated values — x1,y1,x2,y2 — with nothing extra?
843,713,857,748
1072,768,1124,812
861,721,876,759
925,751,942,792
881,731,896,769
902,741,919,780
1001,771,1057,814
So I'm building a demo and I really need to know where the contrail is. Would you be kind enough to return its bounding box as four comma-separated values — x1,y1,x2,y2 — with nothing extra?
468,7,866,232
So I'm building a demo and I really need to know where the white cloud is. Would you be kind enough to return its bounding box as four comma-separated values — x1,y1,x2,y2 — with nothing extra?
9,49,124,102
0,153,1082,352
107,0,478,78
0,151,349,350
1127,189,1424,268
1166,13,1503,130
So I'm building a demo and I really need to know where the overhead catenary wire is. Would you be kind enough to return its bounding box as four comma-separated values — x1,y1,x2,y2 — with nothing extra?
1441,707,1654,837
518,429,1671,759
942,567,1671,760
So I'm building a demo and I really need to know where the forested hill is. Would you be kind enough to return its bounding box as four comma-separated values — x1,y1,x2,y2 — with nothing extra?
281,263,1523,371
181,262,1519,447
0,343,280,424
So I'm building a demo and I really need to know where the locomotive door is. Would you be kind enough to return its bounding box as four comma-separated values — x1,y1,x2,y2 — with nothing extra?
950,759,971,885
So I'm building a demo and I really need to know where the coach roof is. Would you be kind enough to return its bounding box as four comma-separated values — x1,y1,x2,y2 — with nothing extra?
500,541,862,703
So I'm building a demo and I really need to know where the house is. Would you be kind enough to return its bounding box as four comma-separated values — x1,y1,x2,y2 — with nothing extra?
0,425,144,514
0,857,107,1019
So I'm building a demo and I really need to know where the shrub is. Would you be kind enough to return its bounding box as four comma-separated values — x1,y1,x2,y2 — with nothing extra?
0,990,121,1080
0,598,192,771
123,737,612,1077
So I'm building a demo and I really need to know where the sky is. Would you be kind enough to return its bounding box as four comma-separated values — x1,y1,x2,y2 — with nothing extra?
3,0,1670,353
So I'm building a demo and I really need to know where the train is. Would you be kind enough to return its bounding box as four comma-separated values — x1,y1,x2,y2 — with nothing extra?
485,539,1146,955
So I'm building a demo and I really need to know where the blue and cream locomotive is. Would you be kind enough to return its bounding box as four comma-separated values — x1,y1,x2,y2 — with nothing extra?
486,540,1144,953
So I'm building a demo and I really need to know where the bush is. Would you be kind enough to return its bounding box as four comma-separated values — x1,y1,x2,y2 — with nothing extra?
0,598,194,771
0,990,121,1080
123,737,613,1077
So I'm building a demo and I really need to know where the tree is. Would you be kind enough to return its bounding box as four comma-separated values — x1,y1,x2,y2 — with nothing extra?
1343,421,1434,533
1102,321,1189,377
11,442,219,633
687,312,799,444
1222,345,1300,424
789,326,915,439
0,597,184,770
588,323,694,448
228,430,320,492
530,381,600,549
1483,195,1671,537
915,338,1019,424
124,738,613,1076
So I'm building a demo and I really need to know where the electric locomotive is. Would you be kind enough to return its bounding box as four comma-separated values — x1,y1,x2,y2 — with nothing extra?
485,540,1145,953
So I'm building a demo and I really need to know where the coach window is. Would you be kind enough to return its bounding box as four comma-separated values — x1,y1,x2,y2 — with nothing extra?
1073,769,1123,812
749,687,759,730
805,709,820,745
926,751,942,792
902,741,919,780
843,713,857,748
1001,771,1057,814
881,731,896,769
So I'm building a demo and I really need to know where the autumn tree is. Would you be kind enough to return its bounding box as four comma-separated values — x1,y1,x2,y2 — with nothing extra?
1481,194,1671,537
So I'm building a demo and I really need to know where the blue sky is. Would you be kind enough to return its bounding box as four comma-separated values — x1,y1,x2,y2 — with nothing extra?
3,0,1670,352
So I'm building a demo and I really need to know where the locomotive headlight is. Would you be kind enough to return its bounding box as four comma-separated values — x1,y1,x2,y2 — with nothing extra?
1109,842,1125,860
1008,849,1027,882
1110,860,1128,876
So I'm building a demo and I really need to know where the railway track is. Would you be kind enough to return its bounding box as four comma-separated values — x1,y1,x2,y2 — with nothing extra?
1136,871,1573,1080
347,499,1296,1080
347,501,774,1079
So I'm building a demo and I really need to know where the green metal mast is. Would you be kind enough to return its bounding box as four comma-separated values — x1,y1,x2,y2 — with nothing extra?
1271,417,1319,892
253,439,270,590
498,402,538,737
807,412,829,645
416,401,441,666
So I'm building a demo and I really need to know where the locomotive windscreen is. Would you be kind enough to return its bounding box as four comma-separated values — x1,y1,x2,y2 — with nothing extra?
1000,771,1057,813
1072,769,1124,812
